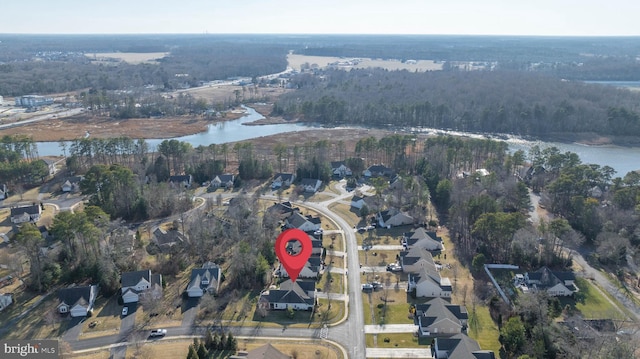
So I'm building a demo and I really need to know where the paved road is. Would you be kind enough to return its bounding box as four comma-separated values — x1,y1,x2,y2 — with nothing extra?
0,107,84,130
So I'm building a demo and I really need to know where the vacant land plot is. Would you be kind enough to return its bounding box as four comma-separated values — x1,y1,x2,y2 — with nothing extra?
287,54,443,72
85,52,169,65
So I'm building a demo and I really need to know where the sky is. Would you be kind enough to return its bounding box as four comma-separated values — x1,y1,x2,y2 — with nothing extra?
2,0,640,36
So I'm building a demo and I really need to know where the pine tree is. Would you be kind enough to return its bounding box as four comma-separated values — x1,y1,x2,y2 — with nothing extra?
226,332,237,351
186,345,199,359
218,332,227,350
197,342,208,359
204,330,214,350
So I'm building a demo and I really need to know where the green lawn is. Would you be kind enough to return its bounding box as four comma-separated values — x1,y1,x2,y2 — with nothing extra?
359,250,400,268
366,333,424,348
562,277,626,319
317,271,345,294
467,305,501,354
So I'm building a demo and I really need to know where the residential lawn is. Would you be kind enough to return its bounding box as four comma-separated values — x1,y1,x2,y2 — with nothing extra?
323,232,345,253
67,350,110,359
362,284,412,326
317,271,345,294
2,295,69,340
467,305,501,354
357,226,406,246
327,203,361,227
303,192,335,203
78,296,122,339
325,255,345,271
118,338,343,359
560,277,625,319
366,333,422,348
359,250,400,268
327,181,344,196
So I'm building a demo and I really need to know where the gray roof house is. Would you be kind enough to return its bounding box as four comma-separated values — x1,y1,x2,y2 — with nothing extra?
414,298,468,337
57,285,99,317
284,211,321,232
230,343,291,359
271,173,296,189
185,262,221,297
153,227,186,250
377,208,414,228
331,161,352,178
300,178,322,193
524,266,578,297
258,279,316,311
211,174,235,188
431,334,495,359
402,247,452,298
363,164,394,178
120,269,162,304
0,293,13,312
10,204,42,224
0,184,8,200
169,174,193,188
403,227,444,252
62,176,84,193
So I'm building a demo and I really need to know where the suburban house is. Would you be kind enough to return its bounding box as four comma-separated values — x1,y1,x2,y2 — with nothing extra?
185,262,221,297
377,208,414,228
403,247,452,298
523,267,578,297
0,184,8,200
230,343,291,359
330,161,352,178
0,294,13,312
41,158,59,176
363,164,394,178
431,334,495,359
62,176,84,193
169,174,193,188
10,204,42,224
271,173,296,189
350,194,379,211
152,227,186,250
414,298,468,337
120,269,163,304
57,285,99,317
300,178,322,193
403,227,444,252
279,256,322,279
284,211,321,233
267,201,300,218
258,279,316,311
211,174,235,189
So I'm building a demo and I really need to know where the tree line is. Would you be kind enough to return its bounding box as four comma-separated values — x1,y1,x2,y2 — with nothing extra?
274,68,640,142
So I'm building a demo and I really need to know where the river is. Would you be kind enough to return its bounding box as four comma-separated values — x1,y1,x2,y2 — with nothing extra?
36,106,640,177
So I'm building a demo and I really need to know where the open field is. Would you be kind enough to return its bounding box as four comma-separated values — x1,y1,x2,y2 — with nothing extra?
85,52,169,64
287,54,443,72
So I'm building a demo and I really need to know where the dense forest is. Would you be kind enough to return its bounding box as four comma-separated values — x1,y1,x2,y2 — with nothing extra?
274,68,640,140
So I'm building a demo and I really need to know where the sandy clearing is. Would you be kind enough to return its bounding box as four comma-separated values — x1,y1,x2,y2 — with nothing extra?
287,54,443,72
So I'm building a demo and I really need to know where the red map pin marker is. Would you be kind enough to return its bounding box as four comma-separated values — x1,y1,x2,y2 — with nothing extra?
275,228,312,283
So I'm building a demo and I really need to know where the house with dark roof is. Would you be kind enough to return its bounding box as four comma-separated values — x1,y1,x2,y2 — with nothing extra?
62,176,84,193
331,161,352,178
350,194,380,211
211,174,235,189
524,266,578,297
169,174,193,188
377,208,414,228
120,269,162,303
10,204,42,224
185,262,221,297
230,343,291,359
363,164,394,178
0,184,8,200
300,178,322,193
431,334,495,359
279,256,322,279
414,298,468,337
152,227,186,250
403,227,444,252
284,211,321,232
271,173,296,189
57,285,98,317
402,247,452,298
267,201,300,218
258,279,316,311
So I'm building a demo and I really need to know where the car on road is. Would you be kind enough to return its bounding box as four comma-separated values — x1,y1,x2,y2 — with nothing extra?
150,329,167,337
121,306,128,316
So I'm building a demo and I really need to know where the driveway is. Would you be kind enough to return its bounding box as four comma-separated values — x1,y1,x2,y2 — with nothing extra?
62,316,85,342
366,348,432,358
181,297,200,328
110,303,137,358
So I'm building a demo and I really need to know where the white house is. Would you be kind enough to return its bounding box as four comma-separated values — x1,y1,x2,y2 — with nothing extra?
211,174,235,189
363,164,394,178
403,227,444,252
0,184,8,200
271,173,296,189
414,298,468,337
120,269,162,304
10,204,42,224
403,247,452,298
62,176,84,193
331,161,352,178
524,267,578,297
258,280,316,311
57,285,98,317
279,256,322,279
300,178,322,193
185,262,221,297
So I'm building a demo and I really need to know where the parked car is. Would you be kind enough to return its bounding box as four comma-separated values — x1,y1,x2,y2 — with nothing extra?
371,282,382,290
362,283,374,292
150,329,167,337
386,263,402,272
121,306,128,316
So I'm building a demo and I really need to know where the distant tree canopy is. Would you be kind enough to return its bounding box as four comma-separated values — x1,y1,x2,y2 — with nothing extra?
275,68,640,140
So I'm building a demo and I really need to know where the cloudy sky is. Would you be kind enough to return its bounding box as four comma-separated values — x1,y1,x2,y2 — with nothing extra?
2,0,639,36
